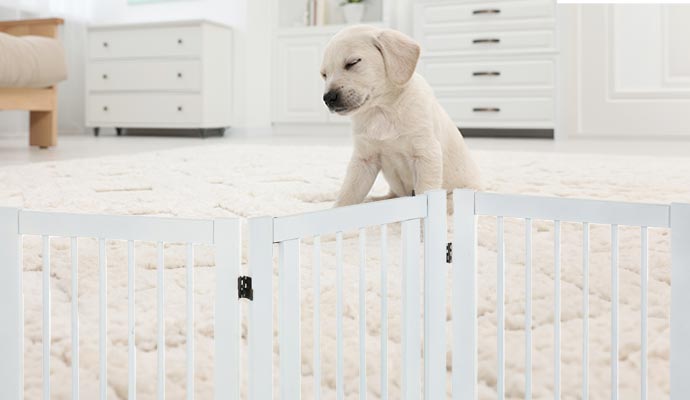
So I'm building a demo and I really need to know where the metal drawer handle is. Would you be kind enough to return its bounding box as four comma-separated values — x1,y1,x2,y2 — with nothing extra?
177,106,183,112
473,38,500,44
473,107,500,113
177,72,183,78
472,71,501,77
177,38,183,45
473,9,500,15
102,74,108,80
103,106,109,112
102,42,108,48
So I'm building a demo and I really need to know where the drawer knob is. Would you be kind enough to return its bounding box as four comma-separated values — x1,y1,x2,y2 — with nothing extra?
473,107,500,113
177,38,183,45
473,38,500,44
473,9,501,15
177,72,183,78
102,74,108,80
103,42,108,48
103,106,109,112
472,71,501,77
177,106,183,112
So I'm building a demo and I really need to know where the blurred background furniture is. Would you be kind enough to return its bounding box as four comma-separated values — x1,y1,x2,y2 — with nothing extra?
414,0,557,138
85,20,233,137
0,18,67,148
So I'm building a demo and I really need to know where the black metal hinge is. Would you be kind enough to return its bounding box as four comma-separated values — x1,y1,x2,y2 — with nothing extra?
446,242,453,263
238,276,253,300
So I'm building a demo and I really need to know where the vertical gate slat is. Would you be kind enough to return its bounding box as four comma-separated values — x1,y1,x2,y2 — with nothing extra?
497,217,505,400
670,203,690,400
248,216,274,400
128,241,136,400
0,208,22,400
186,244,195,400
157,242,165,400
401,218,421,400
279,239,301,400
525,219,532,400
640,227,648,400
336,231,344,400
453,190,477,400
553,221,561,400
313,236,322,400
611,225,619,400
214,219,241,400
380,225,388,400
99,238,107,400
582,223,590,400
71,237,79,400
43,235,51,400
359,228,367,399
424,190,447,400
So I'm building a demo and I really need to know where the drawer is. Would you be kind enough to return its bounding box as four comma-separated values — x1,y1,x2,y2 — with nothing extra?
419,0,554,26
88,60,202,92
89,26,202,59
87,94,202,125
422,59,554,88
421,30,554,54
439,97,553,124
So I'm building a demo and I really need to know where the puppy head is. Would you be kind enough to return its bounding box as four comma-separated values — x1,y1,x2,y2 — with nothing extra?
320,26,421,116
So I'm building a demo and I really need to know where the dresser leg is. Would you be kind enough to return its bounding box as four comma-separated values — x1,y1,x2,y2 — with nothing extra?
93,127,100,137
116,128,123,136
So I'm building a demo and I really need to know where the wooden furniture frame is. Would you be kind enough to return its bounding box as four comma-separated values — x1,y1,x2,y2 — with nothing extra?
0,18,64,148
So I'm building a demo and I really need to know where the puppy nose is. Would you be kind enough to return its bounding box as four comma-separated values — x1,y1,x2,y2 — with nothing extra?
323,90,339,107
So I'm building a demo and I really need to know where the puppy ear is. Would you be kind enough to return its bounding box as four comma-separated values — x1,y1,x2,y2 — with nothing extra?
374,29,421,86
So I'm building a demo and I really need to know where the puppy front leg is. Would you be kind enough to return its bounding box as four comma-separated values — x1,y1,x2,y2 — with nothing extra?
334,157,380,207
413,142,443,194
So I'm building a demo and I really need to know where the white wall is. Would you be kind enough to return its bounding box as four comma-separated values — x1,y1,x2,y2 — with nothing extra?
558,4,690,139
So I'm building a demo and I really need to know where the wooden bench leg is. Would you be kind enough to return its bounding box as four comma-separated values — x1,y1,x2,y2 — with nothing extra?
29,110,57,148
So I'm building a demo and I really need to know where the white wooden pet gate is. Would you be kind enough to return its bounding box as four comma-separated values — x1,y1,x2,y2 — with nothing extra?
1,189,689,399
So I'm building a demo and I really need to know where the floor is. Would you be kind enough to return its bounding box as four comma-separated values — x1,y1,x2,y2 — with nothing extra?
2,128,690,167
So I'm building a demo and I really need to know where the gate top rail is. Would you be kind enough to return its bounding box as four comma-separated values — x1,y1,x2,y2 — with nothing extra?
15,209,216,244
473,191,671,228
272,194,429,242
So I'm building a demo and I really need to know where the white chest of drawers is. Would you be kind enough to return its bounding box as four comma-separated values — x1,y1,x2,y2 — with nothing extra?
413,0,557,137
86,20,233,136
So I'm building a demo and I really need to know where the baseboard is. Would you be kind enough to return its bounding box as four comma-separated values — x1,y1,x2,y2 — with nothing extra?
272,122,351,137
459,128,554,139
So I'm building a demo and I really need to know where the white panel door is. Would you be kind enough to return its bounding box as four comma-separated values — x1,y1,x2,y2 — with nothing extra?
274,37,328,123
568,5,690,137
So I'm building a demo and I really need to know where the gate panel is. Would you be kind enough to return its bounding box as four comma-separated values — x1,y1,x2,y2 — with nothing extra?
0,208,22,400
214,218,242,400
452,190,478,400
248,216,274,400
670,203,690,400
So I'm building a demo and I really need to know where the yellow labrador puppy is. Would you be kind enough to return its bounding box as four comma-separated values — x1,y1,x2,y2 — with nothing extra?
321,25,482,208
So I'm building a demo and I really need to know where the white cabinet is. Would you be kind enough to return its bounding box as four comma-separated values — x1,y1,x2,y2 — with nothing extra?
414,0,558,136
86,20,233,135
273,29,351,124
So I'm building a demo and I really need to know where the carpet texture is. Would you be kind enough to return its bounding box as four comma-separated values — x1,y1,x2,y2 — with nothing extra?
1,143,689,400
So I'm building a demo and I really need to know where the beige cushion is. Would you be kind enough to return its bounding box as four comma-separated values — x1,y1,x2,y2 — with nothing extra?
0,32,67,88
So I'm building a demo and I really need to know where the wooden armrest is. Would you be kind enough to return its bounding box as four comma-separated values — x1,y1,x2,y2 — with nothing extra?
0,18,64,38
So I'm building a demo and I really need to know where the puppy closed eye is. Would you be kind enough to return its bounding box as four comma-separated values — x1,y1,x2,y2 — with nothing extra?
345,58,362,70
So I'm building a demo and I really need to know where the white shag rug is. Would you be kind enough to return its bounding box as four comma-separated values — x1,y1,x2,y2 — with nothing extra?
1,143,689,400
